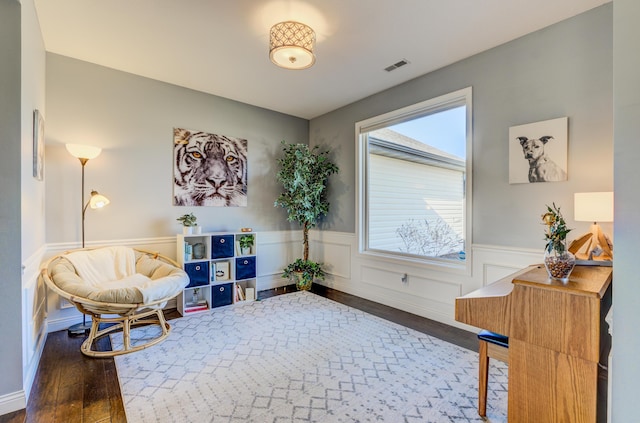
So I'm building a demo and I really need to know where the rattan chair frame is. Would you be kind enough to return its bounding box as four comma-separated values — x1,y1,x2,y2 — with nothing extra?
41,248,185,357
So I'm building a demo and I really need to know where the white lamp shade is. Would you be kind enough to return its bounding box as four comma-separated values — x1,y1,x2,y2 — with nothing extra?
89,191,110,209
269,21,316,70
574,192,614,222
66,143,102,160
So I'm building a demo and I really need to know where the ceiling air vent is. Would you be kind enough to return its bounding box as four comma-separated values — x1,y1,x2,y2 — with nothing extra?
384,59,410,72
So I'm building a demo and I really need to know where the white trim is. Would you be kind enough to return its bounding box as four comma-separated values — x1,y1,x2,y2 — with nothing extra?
36,233,540,368
0,390,26,416
39,235,541,329
355,87,473,276
47,314,91,334
310,230,540,332
44,234,297,333
46,236,177,254
21,244,47,400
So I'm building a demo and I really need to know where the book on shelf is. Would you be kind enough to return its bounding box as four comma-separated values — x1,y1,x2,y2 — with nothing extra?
184,301,208,313
235,284,245,301
185,299,207,308
245,287,255,301
215,261,230,280
184,305,208,313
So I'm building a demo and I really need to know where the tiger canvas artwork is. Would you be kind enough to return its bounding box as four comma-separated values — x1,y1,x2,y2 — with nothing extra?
173,128,248,207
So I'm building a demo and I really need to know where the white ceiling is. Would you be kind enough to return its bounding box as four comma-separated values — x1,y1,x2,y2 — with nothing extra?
34,0,610,120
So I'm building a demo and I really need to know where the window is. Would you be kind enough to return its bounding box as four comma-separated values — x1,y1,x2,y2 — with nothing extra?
356,87,472,270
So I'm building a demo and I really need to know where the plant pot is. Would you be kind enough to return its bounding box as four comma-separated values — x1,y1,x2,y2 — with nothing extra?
183,226,193,235
291,271,313,291
241,247,251,255
544,249,576,282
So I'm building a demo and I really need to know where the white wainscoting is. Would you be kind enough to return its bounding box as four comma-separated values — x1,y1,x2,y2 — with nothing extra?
309,231,540,330
44,233,298,333
18,244,47,412
42,232,540,335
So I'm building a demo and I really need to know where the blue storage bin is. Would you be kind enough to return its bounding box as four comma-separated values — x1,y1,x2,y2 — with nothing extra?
184,262,209,288
235,256,256,280
212,283,233,307
211,235,234,258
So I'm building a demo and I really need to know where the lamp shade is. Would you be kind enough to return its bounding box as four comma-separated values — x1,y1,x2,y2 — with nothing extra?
269,21,316,70
66,144,102,160
88,190,110,209
574,192,613,222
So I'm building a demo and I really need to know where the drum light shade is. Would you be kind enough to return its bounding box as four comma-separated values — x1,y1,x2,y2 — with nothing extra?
574,192,614,223
269,21,316,70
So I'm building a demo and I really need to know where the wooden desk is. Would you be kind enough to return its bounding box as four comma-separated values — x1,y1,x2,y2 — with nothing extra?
456,265,612,422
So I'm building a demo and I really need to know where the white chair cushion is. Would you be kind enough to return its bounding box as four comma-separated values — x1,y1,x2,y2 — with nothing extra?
52,247,188,305
66,246,137,284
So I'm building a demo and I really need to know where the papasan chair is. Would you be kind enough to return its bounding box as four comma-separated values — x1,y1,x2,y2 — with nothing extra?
41,246,189,357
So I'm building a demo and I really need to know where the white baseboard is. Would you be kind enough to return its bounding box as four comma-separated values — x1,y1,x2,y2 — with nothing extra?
0,390,26,416
47,314,92,334
22,330,47,401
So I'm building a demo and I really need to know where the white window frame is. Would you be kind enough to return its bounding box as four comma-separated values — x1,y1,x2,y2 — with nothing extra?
355,87,473,274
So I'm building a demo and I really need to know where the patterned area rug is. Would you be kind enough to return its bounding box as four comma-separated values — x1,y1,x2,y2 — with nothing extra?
113,291,507,422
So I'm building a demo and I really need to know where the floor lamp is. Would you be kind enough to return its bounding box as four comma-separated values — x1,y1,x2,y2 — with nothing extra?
65,144,111,335
569,192,613,264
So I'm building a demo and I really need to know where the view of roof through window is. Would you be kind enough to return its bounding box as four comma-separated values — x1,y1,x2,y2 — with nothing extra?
389,106,466,160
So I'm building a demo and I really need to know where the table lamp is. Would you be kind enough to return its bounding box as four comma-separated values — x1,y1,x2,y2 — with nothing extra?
569,192,613,264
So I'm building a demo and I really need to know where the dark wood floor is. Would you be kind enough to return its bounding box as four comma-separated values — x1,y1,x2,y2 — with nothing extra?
0,285,488,423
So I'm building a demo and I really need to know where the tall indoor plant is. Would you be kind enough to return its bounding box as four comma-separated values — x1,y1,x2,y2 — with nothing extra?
275,141,339,289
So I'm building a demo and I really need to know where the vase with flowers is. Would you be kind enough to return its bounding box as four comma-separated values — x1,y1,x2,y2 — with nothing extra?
542,203,575,282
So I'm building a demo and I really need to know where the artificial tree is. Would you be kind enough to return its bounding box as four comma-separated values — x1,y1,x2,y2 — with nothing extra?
275,141,339,288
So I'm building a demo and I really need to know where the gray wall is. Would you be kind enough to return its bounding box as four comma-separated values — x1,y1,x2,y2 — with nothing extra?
34,3,640,419
45,54,309,244
311,4,613,248
612,0,640,420
0,0,25,398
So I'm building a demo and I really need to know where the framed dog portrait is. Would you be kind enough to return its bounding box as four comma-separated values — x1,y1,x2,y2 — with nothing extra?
508,117,568,184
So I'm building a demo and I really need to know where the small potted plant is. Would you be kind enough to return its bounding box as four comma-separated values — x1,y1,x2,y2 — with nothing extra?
238,234,254,255
541,203,575,282
282,258,325,291
177,213,198,234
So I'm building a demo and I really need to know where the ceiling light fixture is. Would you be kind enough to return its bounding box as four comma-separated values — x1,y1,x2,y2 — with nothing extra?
269,21,316,70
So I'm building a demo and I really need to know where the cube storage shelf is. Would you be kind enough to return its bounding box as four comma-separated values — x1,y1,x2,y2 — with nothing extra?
176,232,257,315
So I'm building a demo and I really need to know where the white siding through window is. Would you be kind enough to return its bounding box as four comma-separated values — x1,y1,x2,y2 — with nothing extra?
368,153,464,254
356,86,472,271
